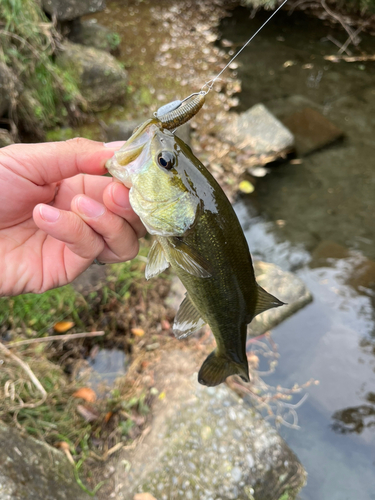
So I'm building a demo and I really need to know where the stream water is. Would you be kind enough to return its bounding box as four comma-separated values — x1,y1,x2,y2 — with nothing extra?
89,2,375,499
222,7,375,500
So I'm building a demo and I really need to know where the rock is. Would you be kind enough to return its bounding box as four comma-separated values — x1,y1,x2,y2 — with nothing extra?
68,19,120,53
0,422,96,499
56,42,128,111
105,120,191,146
282,107,344,156
220,103,294,156
310,240,375,293
42,0,105,21
166,262,312,338
175,122,192,146
105,118,146,142
0,63,21,118
0,129,14,147
249,261,312,337
114,350,306,500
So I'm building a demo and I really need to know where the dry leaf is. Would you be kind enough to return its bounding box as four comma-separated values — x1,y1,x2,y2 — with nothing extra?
131,328,145,337
161,320,171,330
104,411,113,423
133,494,157,500
76,404,99,422
72,387,97,403
238,180,255,194
54,321,75,333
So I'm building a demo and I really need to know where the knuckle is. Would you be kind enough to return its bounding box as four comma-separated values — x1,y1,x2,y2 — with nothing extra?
124,238,139,261
65,137,89,149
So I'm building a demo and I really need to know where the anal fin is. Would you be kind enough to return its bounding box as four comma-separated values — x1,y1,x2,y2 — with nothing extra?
254,284,285,317
145,239,170,280
173,293,206,339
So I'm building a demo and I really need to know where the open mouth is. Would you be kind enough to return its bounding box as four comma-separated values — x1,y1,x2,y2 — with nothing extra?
105,118,160,187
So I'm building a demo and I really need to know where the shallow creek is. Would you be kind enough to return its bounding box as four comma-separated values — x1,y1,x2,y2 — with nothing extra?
89,3,375,499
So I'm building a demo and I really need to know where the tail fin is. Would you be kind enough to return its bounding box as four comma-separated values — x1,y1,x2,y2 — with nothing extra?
198,350,250,387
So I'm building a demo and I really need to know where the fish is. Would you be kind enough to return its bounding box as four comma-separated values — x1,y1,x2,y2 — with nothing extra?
106,117,284,386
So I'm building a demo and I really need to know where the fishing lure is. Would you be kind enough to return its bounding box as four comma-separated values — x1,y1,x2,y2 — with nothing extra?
155,0,288,130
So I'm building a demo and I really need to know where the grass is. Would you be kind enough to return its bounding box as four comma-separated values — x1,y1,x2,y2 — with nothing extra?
0,0,84,138
0,244,173,493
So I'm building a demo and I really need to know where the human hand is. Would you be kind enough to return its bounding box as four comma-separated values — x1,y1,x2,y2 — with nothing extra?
0,138,146,297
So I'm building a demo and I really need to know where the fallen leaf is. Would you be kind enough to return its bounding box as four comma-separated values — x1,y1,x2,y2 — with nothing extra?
72,387,97,403
56,441,70,451
53,321,75,333
131,328,145,337
76,404,99,422
161,320,171,330
238,180,255,194
104,411,113,423
133,493,157,500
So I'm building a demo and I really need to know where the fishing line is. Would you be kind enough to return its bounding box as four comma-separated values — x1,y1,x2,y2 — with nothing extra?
155,0,288,128
201,0,289,94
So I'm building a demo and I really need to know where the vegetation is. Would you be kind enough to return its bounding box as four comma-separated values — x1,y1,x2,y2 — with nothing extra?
0,0,85,139
240,0,375,14
0,246,173,493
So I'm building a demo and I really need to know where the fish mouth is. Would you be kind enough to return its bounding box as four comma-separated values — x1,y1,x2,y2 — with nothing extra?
106,118,160,187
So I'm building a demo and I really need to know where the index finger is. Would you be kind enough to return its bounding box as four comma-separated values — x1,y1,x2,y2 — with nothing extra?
0,138,125,185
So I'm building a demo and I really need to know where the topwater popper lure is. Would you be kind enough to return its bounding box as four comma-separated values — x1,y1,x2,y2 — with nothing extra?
106,1,288,386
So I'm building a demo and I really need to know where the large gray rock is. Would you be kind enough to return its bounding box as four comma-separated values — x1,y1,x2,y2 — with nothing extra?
114,350,306,500
56,42,128,111
0,422,96,500
42,0,105,21
249,261,312,336
166,260,312,338
220,104,294,156
68,19,120,53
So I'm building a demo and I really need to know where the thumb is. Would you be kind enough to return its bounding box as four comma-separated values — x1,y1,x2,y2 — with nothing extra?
0,138,125,185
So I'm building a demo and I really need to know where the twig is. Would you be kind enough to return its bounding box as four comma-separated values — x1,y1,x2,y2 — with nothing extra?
325,54,375,62
0,341,47,407
321,0,360,46
338,22,368,55
325,35,352,55
7,331,105,347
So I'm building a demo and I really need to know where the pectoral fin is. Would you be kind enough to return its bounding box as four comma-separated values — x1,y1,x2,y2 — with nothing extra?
254,284,285,317
145,239,170,280
173,293,206,339
167,238,211,278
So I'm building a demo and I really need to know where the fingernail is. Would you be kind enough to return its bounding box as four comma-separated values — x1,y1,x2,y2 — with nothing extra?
77,196,105,218
104,141,126,149
39,205,60,223
110,182,129,208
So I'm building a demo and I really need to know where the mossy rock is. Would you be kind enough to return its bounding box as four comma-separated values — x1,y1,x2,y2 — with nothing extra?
56,41,128,111
68,19,121,54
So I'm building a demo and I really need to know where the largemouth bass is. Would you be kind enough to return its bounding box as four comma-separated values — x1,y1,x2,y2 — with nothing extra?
106,118,284,386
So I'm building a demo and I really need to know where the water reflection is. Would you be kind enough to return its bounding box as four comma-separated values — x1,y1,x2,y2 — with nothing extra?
332,392,375,434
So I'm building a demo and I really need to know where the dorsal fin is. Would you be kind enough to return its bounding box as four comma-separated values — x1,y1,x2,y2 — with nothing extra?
254,284,285,317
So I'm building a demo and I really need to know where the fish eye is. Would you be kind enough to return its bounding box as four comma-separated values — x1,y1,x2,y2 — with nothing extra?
157,151,175,170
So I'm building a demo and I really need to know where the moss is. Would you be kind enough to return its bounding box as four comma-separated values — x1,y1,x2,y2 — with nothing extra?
0,0,85,138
